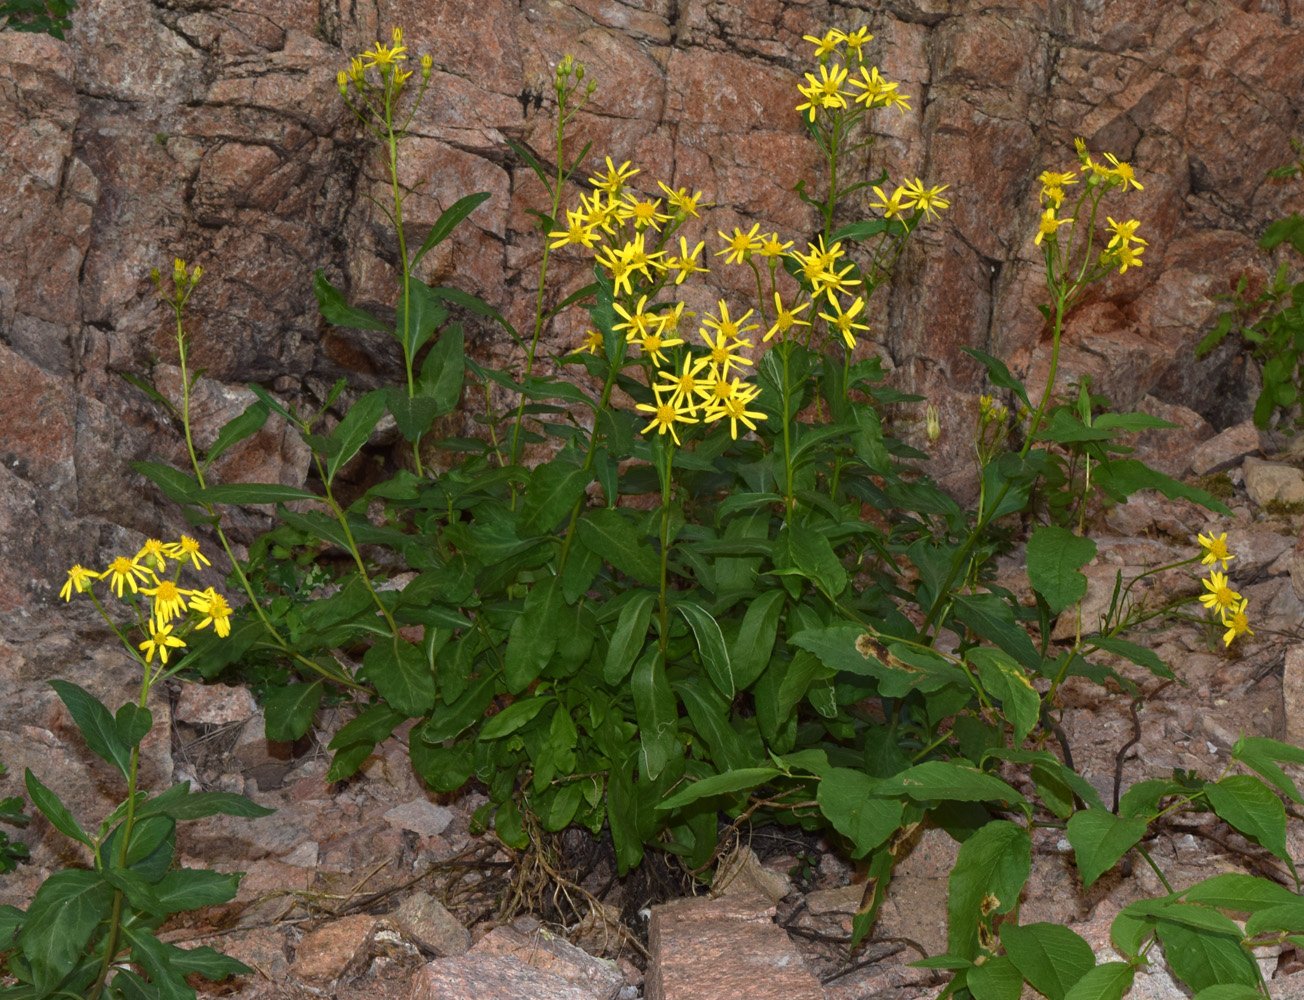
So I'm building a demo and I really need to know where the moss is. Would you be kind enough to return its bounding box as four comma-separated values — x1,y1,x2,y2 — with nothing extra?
1190,472,1235,501
1264,497,1304,516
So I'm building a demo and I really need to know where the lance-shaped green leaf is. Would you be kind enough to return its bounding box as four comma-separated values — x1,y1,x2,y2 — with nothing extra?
518,459,590,537
504,577,564,692
196,482,320,505
323,388,388,485
410,191,492,269
132,461,200,506
877,760,1028,810
313,269,389,332
364,638,436,717
49,679,132,778
417,320,465,415
578,507,661,586
17,869,113,993
395,276,448,360
728,588,785,690
604,591,657,684
657,768,784,811
677,600,733,698
203,399,270,470
632,647,678,781
968,648,1039,746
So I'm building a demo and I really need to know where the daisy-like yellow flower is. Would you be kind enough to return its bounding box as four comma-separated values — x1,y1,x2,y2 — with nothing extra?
1038,169,1078,192
819,295,869,349
624,195,671,231
103,555,152,599
810,61,849,106
843,27,873,60
1043,186,1066,209
901,179,950,222
701,325,754,378
166,535,211,569
665,238,709,285
1104,152,1143,191
802,29,846,59
1198,531,1234,572
656,355,712,413
757,233,794,259
143,579,191,626
136,538,168,573
637,326,682,367
791,245,828,289
765,293,812,342
590,156,640,195
881,89,912,115
60,564,96,602
1110,242,1144,274
635,386,699,446
654,301,693,339
191,589,234,638
579,191,622,236
1034,207,1072,246
704,372,738,406
360,39,407,70
847,65,896,106
701,300,759,342
1220,598,1253,647
716,223,764,265
139,621,186,665
1199,570,1241,614
869,183,914,220
614,295,656,342
816,259,861,304
657,181,708,218
1105,217,1147,249
577,329,604,355
704,383,767,440
548,210,599,249
622,230,665,276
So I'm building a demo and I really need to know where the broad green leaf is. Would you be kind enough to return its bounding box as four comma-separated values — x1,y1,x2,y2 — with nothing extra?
791,626,969,697
410,191,492,268
24,769,91,847
657,768,784,811
816,768,903,859
1245,902,1304,936
631,647,678,781
1026,526,1097,616
968,648,1039,745
395,276,447,359
1192,988,1270,1000
386,389,441,443
162,942,252,980
480,697,550,740
136,782,274,820
727,589,785,689
145,869,241,914
313,269,389,332
1233,736,1304,804
677,601,733,699
578,507,661,585
1093,459,1232,515
604,591,656,684
122,923,194,1000
1000,922,1096,1000
324,388,388,485
504,577,563,692
1117,778,1185,819
328,703,407,751
262,680,322,742
674,676,749,772
196,482,320,505
49,679,132,779
203,400,269,470
947,820,1031,959
1062,962,1134,1000
1184,872,1301,914
968,955,1023,1000
1204,774,1293,874
363,638,436,717
951,593,1042,671
17,869,113,993
1066,809,1148,888
877,761,1028,810
784,522,847,597
494,798,529,850
1090,637,1174,679
115,702,153,751
132,461,200,506
518,460,590,537
417,321,465,415
326,741,376,782
1155,916,1260,992
984,748,1106,812
409,736,475,792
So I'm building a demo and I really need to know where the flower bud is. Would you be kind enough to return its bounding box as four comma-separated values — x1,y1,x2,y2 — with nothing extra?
926,404,941,443
190,265,203,284
392,27,403,44
150,267,160,284
337,70,348,95
173,257,186,277
575,63,584,80
421,54,432,80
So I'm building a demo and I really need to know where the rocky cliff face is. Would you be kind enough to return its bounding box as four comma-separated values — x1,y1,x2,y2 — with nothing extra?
1,0,1301,610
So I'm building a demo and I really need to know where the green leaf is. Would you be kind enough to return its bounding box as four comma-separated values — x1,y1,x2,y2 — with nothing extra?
121,923,194,1000
951,593,1042,671
577,508,661,586
784,522,848,598
657,768,784,811
195,482,320,505
328,703,407,751
24,769,91,847
1090,637,1174,679
480,697,550,740
203,400,270,470
1183,872,1302,913
48,679,132,779
410,191,492,268
386,389,441,443
1000,923,1096,1000
417,321,465,415
504,577,563,692
115,701,153,751
876,761,1028,810
1093,459,1232,515
968,648,1039,746
816,768,903,859
1192,987,1270,1000
313,269,389,332
363,638,436,717
145,869,241,914
1204,774,1293,874
324,388,387,486
674,675,750,772
262,681,322,741
791,626,969,697
1245,902,1304,936
518,460,590,537
968,955,1024,1000
604,591,656,684
494,797,529,850
137,782,274,820
1233,736,1304,804
727,589,785,690
132,461,200,506
162,942,252,981
962,347,1031,408
1065,809,1148,888
17,869,114,993
677,601,733,699
1156,916,1260,992
631,648,678,782
395,276,448,360
1061,962,1134,1000
1026,526,1097,616
947,820,1030,959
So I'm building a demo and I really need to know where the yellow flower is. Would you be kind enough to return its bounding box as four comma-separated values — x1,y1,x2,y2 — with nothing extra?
136,538,168,573
1198,532,1234,572
1220,598,1253,647
657,181,708,218
901,179,949,221
1109,242,1144,274
1034,207,1072,246
577,329,604,355
614,295,656,343
1038,169,1078,191
716,223,764,265
818,295,868,350
665,238,708,285
843,27,873,60
700,323,754,378
1104,152,1143,191
757,233,793,258
143,579,191,626
547,210,599,249
1105,217,1147,249
191,588,233,638
765,293,811,343
103,555,152,599
625,195,671,231
622,230,665,276
881,89,912,115
701,300,759,342
656,355,712,414
635,386,699,446
337,70,348,96
816,259,861,304
360,39,408,70
637,327,682,367
704,381,766,440
60,565,96,602
848,65,896,106
165,535,210,569
869,184,914,219
139,621,186,664
802,29,846,59
589,156,639,195
1199,570,1241,614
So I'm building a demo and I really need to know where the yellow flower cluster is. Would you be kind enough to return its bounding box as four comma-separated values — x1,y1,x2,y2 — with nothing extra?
795,29,911,121
337,27,432,105
1195,532,1252,646
1035,140,1147,274
61,538,232,664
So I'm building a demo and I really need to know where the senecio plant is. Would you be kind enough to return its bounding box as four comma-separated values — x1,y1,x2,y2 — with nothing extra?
91,24,1304,1000
0,529,268,998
